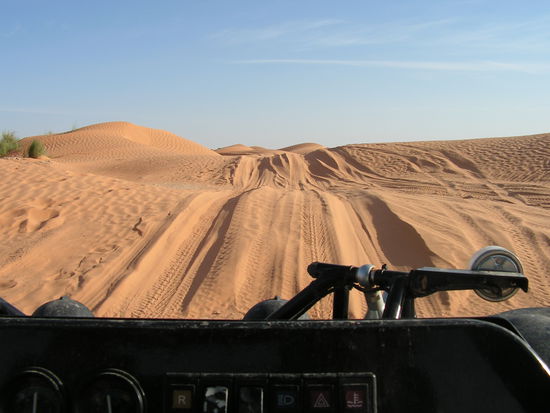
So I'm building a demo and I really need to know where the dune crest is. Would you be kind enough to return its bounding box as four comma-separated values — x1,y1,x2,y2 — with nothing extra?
1,124,549,319
280,142,325,154
216,144,284,156
18,122,229,184
21,121,218,159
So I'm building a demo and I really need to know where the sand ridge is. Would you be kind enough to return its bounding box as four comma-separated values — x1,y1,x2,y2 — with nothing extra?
1,124,549,319
21,121,219,159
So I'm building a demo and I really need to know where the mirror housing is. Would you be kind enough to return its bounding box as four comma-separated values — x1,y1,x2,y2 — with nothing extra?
469,246,525,302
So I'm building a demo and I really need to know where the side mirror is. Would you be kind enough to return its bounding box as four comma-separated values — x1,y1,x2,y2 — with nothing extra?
469,246,525,302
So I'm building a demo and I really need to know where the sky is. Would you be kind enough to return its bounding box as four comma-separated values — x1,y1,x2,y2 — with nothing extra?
1,0,550,149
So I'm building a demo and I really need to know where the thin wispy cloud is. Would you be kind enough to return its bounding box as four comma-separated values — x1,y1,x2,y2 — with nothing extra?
213,18,457,48
212,19,343,43
1,23,23,39
307,18,456,47
233,59,550,74
439,15,550,52
213,14,550,57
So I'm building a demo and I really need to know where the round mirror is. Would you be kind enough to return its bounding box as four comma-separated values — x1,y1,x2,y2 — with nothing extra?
469,246,524,302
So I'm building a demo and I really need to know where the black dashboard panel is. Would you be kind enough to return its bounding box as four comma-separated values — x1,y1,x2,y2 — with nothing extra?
0,317,548,412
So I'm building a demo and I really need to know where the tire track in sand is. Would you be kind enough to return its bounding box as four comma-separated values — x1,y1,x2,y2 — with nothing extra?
89,196,194,314
93,191,232,317
132,191,234,318
493,206,550,306
167,190,255,317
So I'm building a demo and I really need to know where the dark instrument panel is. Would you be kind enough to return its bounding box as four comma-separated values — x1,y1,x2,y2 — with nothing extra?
0,316,548,412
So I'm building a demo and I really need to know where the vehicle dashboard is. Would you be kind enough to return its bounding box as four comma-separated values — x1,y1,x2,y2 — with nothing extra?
0,316,548,412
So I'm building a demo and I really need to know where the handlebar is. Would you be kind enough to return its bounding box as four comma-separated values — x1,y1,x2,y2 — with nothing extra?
307,262,527,294
266,262,528,321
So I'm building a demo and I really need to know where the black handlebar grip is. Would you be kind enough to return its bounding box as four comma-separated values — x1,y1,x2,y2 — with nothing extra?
307,262,322,277
307,262,357,278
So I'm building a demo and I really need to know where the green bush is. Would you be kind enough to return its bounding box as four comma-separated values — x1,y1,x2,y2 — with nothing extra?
27,139,46,158
0,131,19,156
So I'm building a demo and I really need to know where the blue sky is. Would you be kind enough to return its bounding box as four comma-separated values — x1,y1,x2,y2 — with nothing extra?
2,0,550,148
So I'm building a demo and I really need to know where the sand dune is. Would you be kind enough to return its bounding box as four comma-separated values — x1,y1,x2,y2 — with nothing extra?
216,144,284,156
280,142,326,154
21,121,218,158
17,122,228,186
1,123,549,319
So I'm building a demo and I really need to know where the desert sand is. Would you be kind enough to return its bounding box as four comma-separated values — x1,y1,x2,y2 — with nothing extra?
0,121,549,319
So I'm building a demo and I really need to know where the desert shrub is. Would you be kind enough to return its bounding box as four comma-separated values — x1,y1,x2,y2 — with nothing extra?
27,139,46,158
0,131,19,156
